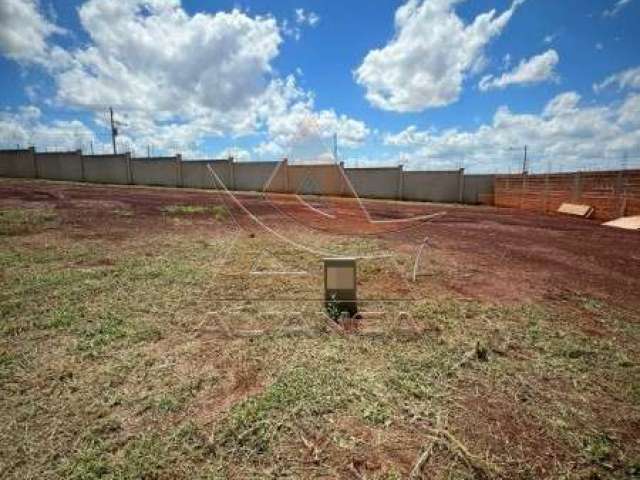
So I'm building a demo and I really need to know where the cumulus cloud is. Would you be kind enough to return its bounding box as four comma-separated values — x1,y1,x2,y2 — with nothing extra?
478,49,559,91
255,77,370,160
265,102,369,150
0,0,368,158
0,106,107,151
30,0,291,149
603,0,633,17
593,66,640,93
354,0,525,112
57,1,281,121
383,91,640,172
0,0,65,63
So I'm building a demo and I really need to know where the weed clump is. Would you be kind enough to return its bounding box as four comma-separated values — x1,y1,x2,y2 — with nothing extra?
162,204,228,220
0,208,57,235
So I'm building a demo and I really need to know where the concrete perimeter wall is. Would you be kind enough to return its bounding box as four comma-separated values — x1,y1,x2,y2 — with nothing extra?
0,148,37,178
0,148,499,207
462,174,495,205
83,154,131,184
131,156,180,187
37,151,83,181
181,159,231,189
346,167,402,199
234,161,281,192
495,170,640,221
288,164,348,196
402,170,464,202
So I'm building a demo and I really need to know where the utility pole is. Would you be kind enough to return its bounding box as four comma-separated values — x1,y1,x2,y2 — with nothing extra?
109,107,118,154
522,144,528,175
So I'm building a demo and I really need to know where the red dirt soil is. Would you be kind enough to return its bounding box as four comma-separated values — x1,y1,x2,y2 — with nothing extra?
1,179,639,310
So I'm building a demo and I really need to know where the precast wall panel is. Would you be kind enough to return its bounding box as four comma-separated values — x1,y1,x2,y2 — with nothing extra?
83,154,130,184
37,151,83,181
345,167,401,199
0,148,37,178
131,157,179,187
181,160,231,189
402,171,462,202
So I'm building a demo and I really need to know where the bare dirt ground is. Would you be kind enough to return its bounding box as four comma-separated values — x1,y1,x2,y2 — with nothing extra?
1,178,639,479
2,178,639,308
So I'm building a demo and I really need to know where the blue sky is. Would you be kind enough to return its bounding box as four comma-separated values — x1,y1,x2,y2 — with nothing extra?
1,0,640,172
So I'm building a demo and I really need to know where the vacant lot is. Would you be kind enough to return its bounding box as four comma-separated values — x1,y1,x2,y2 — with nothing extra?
1,178,639,479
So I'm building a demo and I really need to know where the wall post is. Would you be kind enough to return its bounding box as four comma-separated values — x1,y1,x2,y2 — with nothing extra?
79,150,86,182
573,171,582,202
520,173,527,209
397,164,404,200
615,169,626,217
126,152,133,184
544,173,550,213
338,161,346,196
283,158,289,193
29,147,39,179
458,167,465,203
228,156,235,191
176,154,183,187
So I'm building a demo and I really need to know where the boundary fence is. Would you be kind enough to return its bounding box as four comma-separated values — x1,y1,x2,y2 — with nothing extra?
2,148,639,220
0,148,492,205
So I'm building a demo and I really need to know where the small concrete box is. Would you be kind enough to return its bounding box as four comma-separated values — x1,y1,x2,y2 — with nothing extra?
324,257,357,317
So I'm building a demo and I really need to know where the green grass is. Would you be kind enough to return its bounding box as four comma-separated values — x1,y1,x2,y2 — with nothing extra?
60,424,218,480
162,204,228,220
0,207,57,235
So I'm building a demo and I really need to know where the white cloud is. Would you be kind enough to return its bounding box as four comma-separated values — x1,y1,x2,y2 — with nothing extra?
383,91,640,172
0,106,109,151
217,147,251,161
478,49,559,91
595,42,604,51
603,0,633,17
384,125,436,146
281,19,301,41
543,33,557,44
56,1,281,124
619,94,640,126
282,8,319,41
254,140,285,158
0,0,368,158
0,0,65,63
255,77,370,160
295,8,320,26
265,103,369,150
354,0,525,112
593,66,640,93
542,91,581,117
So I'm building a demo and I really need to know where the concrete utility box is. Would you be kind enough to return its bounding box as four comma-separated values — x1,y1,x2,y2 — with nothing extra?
324,258,357,317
